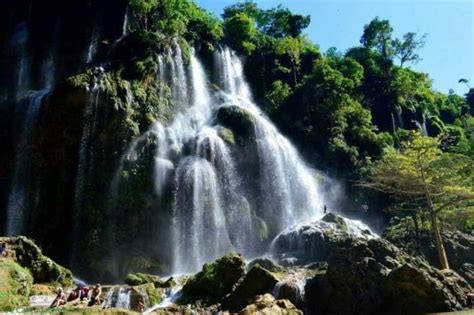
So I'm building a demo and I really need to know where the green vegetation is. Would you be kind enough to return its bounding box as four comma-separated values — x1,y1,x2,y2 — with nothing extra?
0,259,33,311
359,132,474,269
180,253,245,305
215,2,474,266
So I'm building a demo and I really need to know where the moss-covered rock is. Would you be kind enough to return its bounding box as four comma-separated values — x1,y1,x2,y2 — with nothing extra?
222,265,279,311
321,213,348,232
130,283,163,310
247,257,282,273
180,253,245,305
124,272,161,286
1,236,73,286
216,105,256,142
216,126,235,145
0,259,33,311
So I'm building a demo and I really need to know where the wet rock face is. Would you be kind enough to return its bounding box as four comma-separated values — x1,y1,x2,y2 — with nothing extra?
271,213,376,264
216,105,256,142
247,257,282,272
305,238,472,315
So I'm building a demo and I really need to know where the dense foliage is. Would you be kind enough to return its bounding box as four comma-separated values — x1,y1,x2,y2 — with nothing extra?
213,2,474,233
121,0,474,240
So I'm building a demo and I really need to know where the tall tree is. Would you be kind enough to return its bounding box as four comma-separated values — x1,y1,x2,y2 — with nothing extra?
392,32,427,67
359,133,474,270
361,17,393,59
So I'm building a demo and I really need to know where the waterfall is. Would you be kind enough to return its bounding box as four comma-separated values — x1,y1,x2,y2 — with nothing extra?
122,7,129,37
415,113,429,136
71,83,101,268
214,48,323,231
86,26,100,64
6,90,48,235
109,46,325,275
172,157,234,273
11,22,31,102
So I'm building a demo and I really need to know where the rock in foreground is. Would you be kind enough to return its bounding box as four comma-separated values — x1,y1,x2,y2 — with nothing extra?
180,253,245,305
1,236,73,286
305,238,472,315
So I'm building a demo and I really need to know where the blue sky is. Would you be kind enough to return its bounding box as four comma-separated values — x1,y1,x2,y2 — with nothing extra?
196,0,473,95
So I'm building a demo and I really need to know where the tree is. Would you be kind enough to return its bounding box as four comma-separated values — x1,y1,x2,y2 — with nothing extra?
275,36,305,85
129,0,159,31
392,32,427,67
223,12,258,55
458,78,470,89
260,5,310,38
361,17,393,59
359,132,474,270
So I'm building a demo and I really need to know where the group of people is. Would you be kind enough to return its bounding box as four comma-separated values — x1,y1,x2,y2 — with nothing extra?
50,283,102,308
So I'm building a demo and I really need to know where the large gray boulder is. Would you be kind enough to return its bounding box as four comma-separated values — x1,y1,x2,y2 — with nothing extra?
271,213,376,264
384,219,474,286
304,238,472,315
222,265,279,311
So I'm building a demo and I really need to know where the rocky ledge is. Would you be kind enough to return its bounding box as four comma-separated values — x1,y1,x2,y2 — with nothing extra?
1,214,473,314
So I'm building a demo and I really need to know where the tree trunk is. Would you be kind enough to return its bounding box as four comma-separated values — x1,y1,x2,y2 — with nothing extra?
411,213,420,241
430,211,450,270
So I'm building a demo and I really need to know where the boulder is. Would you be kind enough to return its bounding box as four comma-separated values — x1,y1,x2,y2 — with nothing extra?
305,238,472,315
384,218,474,285
124,272,161,286
180,253,245,305
216,105,256,141
274,278,305,309
0,259,33,311
1,236,73,286
247,257,282,272
271,213,376,264
236,294,302,315
222,265,279,311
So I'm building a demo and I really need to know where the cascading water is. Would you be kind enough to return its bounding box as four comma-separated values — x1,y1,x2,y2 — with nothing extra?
86,26,100,64
71,82,101,269
214,48,323,231
110,45,325,275
11,22,31,102
172,157,234,273
6,90,49,235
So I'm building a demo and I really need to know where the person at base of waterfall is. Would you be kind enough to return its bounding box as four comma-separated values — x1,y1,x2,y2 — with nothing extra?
50,288,67,308
0,243,6,257
138,296,145,312
467,292,474,309
323,205,327,214
67,287,81,302
80,285,90,301
88,284,102,306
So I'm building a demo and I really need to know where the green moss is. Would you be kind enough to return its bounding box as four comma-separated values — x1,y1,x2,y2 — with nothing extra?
3,237,73,287
217,127,235,145
216,106,256,141
0,259,33,311
180,253,245,305
124,273,161,286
